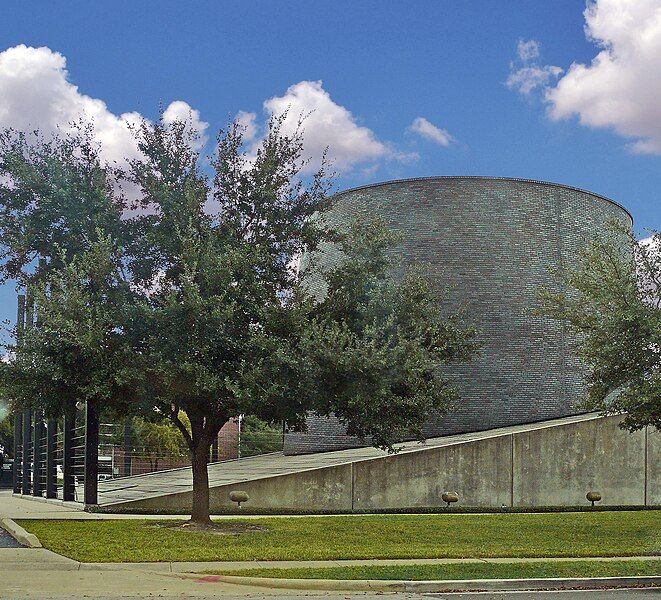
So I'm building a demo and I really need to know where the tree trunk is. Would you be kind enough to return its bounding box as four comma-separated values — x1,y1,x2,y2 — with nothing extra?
169,409,223,526
190,442,212,524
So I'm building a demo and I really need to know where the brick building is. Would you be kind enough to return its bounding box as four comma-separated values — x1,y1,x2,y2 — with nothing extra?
283,177,632,455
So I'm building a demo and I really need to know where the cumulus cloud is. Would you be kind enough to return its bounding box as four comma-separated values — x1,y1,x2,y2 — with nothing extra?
243,80,409,173
162,100,209,150
546,0,661,154
506,39,563,95
234,110,259,142
408,117,454,146
0,44,207,165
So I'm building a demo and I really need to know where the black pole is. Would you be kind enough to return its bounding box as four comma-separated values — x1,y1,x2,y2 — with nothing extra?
211,434,219,463
32,412,44,497
62,409,75,502
46,418,57,499
21,409,31,495
123,419,132,477
83,400,99,506
24,294,35,495
14,294,26,495
12,412,22,494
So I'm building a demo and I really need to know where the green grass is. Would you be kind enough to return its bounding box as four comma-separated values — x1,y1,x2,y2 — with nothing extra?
18,511,660,563
208,560,661,581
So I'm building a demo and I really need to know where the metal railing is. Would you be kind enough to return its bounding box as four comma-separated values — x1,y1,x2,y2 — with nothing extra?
12,411,285,502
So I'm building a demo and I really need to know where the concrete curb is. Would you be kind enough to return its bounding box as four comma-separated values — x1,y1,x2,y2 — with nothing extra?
191,574,661,592
63,555,661,572
0,518,42,548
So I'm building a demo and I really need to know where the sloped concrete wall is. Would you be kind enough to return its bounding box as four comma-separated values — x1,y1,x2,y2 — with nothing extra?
353,435,513,509
112,415,658,512
647,428,661,505
513,416,647,506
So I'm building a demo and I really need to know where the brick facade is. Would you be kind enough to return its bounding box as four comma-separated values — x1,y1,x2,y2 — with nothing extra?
283,177,632,455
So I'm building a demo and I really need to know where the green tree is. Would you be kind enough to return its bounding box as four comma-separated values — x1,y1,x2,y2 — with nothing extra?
0,237,140,424
124,116,477,523
126,416,190,471
0,125,138,429
0,126,125,285
0,114,477,524
539,224,660,431
0,413,12,457
239,416,282,458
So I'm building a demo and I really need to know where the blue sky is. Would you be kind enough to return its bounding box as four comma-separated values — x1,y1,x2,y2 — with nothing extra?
0,0,659,329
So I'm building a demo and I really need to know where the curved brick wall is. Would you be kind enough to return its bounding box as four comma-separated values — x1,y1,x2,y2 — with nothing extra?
284,177,632,455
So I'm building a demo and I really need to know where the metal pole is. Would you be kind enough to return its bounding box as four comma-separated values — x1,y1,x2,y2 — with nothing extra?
46,418,57,498
12,412,22,494
25,293,34,330
123,419,132,477
211,434,219,463
24,293,35,495
32,412,44,497
13,294,26,495
21,409,31,495
83,400,99,506
62,409,75,502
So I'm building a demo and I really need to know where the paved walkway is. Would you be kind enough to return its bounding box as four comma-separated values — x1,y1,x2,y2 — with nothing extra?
0,544,658,599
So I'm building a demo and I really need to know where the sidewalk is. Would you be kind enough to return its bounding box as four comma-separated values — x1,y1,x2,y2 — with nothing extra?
1,545,659,598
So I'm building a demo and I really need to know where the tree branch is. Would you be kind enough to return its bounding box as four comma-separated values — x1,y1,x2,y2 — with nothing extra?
169,404,193,451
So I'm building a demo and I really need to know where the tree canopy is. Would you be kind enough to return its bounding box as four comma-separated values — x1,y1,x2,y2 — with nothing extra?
0,114,477,522
539,223,660,431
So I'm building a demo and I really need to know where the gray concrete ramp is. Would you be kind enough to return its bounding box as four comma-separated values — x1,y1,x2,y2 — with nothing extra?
96,413,659,512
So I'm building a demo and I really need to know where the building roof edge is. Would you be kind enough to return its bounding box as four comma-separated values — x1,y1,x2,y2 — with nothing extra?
333,176,634,224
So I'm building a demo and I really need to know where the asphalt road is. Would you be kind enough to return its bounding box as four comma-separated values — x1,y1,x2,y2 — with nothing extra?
0,527,21,548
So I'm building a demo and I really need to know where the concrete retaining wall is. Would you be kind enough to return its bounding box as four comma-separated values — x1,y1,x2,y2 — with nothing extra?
114,415,659,512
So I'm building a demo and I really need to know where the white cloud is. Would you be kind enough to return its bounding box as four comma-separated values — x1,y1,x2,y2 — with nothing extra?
517,39,541,62
408,117,454,146
0,45,207,165
253,80,403,173
546,0,661,154
162,100,209,150
234,110,258,142
508,65,564,96
506,39,563,95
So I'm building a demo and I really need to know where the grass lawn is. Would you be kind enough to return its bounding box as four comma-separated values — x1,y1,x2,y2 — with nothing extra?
18,511,660,563
208,559,661,580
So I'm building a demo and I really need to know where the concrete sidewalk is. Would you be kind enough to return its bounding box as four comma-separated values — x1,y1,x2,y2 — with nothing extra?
1,546,658,599
2,542,659,572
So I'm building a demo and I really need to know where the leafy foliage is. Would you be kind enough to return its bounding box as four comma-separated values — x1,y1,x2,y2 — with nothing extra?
239,416,282,458
0,125,124,284
0,237,139,420
0,412,12,456
128,416,190,458
0,113,477,521
539,222,660,431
